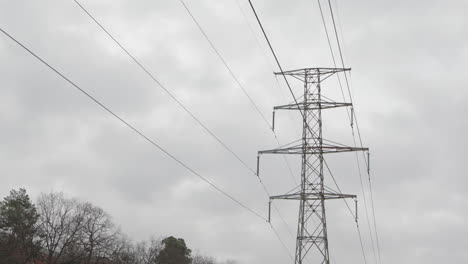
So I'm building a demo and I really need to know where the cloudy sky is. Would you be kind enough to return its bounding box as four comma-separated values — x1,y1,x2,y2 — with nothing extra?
1,0,467,263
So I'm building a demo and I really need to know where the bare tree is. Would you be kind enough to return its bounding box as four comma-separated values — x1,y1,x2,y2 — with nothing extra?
134,237,161,264
79,202,119,264
107,236,137,264
35,191,231,264
107,236,161,264
191,254,238,264
192,253,216,264
36,192,85,264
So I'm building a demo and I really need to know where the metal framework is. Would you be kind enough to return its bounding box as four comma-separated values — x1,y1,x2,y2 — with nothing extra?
257,68,368,264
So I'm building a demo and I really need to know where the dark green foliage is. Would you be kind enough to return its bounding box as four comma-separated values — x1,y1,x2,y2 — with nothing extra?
0,188,41,263
156,236,192,264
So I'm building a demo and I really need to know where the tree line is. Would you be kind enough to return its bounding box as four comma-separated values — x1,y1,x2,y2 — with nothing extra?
0,188,235,264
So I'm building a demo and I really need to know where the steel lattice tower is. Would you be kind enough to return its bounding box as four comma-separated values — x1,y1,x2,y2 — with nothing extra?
257,68,368,264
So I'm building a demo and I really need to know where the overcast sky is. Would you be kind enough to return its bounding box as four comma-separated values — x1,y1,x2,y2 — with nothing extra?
1,0,467,263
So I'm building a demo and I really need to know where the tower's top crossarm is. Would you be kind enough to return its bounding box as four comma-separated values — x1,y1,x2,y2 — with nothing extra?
274,67,351,83
258,141,368,155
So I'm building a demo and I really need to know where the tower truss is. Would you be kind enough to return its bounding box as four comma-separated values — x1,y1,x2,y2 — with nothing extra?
257,68,368,264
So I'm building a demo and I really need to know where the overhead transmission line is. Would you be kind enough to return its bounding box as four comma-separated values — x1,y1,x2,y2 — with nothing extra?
245,5,340,239
233,0,279,78
248,0,380,262
72,0,296,258
177,0,299,254
316,0,346,111
317,0,382,263
234,0,302,140
72,0,256,175
247,0,323,152
177,0,298,185
178,0,298,232
0,26,266,223
316,0,377,263
178,0,271,130
243,1,341,253
73,0,294,200
324,159,368,264
247,0,304,122
326,1,382,263
73,0,294,248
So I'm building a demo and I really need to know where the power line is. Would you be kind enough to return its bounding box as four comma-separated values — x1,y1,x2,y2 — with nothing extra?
317,0,379,260
178,0,299,186
177,0,301,247
74,0,300,195
331,0,348,70
235,0,302,143
316,0,348,118
318,1,380,262
317,0,380,260
233,0,278,78
179,0,300,244
356,221,369,264
178,0,272,130
367,167,381,263
269,223,295,261
324,159,368,264
72,2,297,259
247,0,308,129
178,0,301,250
0,26,267,223
247,1,380,263
247,2,332,193
236,2,303,186
326,2,382,263
248,0,329,157
324,159,354,218
72,0,256,176
326,0,350,97
353,148,378,263
246,3,358,263
326,0,382,263
233,0,297,115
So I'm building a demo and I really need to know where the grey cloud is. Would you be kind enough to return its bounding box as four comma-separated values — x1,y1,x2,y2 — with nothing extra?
1,0,467,263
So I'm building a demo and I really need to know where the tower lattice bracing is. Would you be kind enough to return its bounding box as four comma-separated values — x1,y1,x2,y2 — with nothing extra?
258,68,368,264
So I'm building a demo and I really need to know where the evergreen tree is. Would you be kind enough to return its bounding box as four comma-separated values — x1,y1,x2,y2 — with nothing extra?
0,188,41,263
156,236,191,264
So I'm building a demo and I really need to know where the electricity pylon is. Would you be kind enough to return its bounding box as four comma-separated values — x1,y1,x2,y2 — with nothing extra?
257,68,368,264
